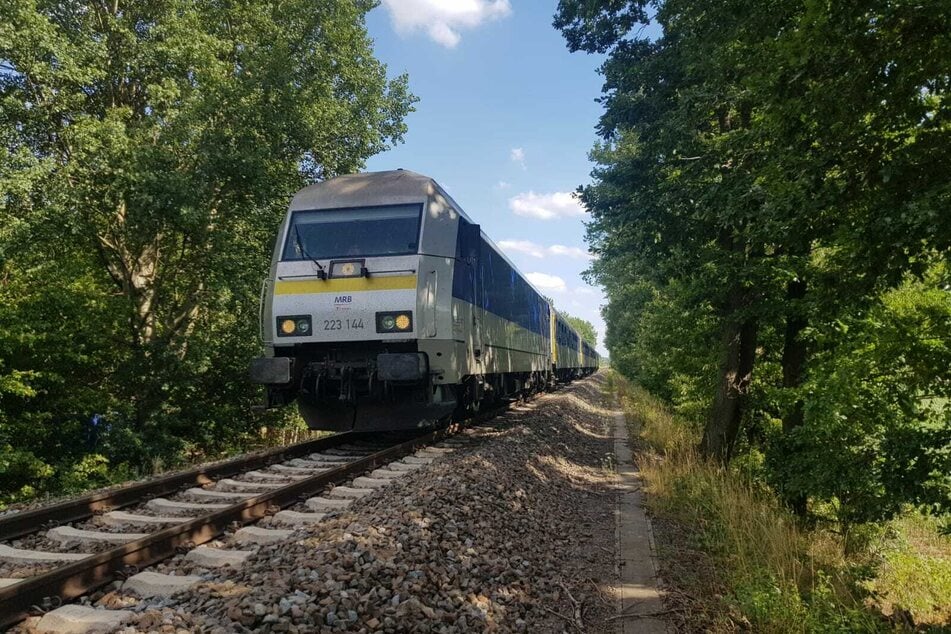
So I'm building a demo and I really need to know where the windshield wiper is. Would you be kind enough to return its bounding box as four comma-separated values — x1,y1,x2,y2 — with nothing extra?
295,226,327,279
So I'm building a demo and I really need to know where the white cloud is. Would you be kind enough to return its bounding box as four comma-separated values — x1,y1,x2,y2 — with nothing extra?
498,239,594,260
525,272,567,292
510,147,526,169
499,239,545,258
494,180,511,190
548,244,595,260
381,0,512,48
508,191,586,220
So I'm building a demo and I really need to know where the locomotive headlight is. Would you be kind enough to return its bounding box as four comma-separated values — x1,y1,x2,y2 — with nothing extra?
330,259,365,278
376,311,413,333
277,315,311,337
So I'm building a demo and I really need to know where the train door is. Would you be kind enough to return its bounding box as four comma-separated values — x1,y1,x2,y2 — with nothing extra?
459,222,483,369
423,269,437,337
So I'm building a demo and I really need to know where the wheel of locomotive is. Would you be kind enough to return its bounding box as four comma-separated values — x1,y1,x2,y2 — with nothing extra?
469,375,485,414
453,376,482,420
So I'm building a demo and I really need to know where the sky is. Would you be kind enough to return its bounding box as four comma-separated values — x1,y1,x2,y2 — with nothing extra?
362,0,610,355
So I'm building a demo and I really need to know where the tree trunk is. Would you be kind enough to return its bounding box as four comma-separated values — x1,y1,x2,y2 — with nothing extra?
700,301,758,463
780,277,809,515
781,278,808,432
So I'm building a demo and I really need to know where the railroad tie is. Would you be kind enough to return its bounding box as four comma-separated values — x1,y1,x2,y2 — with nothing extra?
385,461,424,472
367,468,409,479
351,476,390,489
214,478,285,492
305,453,359,464
147,498,231,514
100,511,194,527
35,605,134,634
420,446,456,454
185,546,253,568
183,487,253,500
243,470,308,481
401,455,435,465
305,497,352,512
272,510,327,526
0,544,90,564
288,458,341,469
233,526,294,545
269,463,327,474
123,571,202,598
47,526,149,545
326,486,373,499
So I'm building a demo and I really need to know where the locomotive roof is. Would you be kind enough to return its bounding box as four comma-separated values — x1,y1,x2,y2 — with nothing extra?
289,170,470,222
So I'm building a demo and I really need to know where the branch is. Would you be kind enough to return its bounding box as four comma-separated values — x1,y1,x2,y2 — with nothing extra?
605,608,679,622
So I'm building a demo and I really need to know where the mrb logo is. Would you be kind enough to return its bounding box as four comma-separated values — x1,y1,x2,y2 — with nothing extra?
334,295,352,309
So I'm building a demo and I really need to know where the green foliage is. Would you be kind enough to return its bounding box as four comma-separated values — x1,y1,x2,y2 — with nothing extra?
0,0,415,504
557,0,951,525
562,314,598,347
768,274,951,524
603,277,718,422
865,513,951,626
0,445,54,505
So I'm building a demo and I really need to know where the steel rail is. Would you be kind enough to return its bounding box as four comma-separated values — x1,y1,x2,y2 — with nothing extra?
0,426,449,629
0,433,359,543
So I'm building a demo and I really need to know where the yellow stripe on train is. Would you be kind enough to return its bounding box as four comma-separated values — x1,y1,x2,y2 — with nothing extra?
274,275,417,295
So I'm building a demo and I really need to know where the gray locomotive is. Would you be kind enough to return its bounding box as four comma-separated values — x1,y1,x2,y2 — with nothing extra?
250,170,598,431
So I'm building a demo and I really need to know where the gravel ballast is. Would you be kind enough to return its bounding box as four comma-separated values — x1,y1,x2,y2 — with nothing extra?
22,375,627,633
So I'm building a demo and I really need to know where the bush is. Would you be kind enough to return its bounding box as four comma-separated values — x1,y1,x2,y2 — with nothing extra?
0,445,54,505
767,278,951,525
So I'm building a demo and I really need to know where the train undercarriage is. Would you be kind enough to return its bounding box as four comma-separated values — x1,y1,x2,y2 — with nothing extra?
253,342,560,432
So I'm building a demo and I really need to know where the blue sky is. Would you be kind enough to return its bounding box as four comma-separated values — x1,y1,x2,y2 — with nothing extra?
362,1,610,354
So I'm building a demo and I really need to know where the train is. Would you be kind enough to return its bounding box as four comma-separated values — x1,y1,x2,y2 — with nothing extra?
250,169,599,431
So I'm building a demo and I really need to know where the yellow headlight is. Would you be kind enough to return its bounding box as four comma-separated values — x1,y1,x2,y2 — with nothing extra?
340,262,355,276
395,314,411,330
280,319,297,334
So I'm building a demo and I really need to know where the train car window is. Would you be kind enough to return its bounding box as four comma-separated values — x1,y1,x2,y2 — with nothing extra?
468,238,550,338
282,204,422,261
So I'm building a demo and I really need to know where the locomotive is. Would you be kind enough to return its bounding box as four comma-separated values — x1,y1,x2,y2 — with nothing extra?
250,170,598,431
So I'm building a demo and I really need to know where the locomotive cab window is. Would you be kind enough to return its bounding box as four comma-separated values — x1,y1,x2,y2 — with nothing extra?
282,204,422,261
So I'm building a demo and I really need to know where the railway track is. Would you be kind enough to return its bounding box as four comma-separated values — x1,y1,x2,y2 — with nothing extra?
0,422,473,630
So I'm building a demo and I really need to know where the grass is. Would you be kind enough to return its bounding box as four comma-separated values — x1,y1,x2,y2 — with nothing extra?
604,371,951,633
866,513,951,626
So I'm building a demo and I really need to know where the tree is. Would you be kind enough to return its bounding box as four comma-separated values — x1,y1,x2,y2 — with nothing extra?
1,0,413,420
0,0,416,501
558,0,795,461
544,297,598,346
556,0,950,520
564,315,598,347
